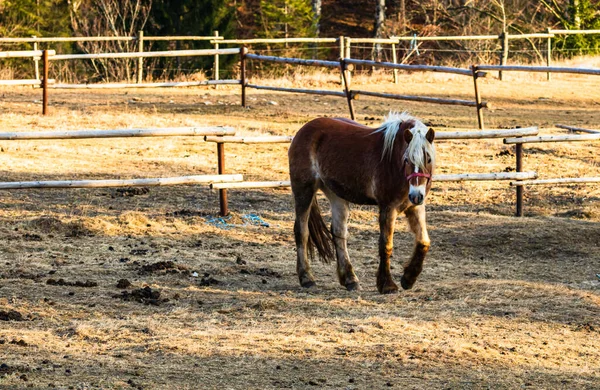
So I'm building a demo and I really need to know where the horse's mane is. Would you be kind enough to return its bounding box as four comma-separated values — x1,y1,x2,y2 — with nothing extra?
373,111,436,168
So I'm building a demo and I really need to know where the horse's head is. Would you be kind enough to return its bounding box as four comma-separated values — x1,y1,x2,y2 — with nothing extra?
403,126,436,206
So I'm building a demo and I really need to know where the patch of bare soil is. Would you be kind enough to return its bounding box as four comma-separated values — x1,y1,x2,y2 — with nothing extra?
114,286,166,306
0,75,598,389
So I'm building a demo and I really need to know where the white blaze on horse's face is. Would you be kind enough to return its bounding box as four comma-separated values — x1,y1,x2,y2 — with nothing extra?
403,125,435,206
408,163,427,206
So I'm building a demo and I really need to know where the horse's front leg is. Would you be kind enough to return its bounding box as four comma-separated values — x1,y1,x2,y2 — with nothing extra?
376,206,398,294
401,205,430,290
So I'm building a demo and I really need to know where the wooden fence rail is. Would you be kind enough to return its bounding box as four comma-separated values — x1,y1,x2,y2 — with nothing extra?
211,172,538,190
51,80,240,90
0,79,54,86
476,64,600,76
50,48,239,61
0,175,243,190
0,127,234,140
344,58,473,76
244,53,339,68
504,133,600,144
510,177,600,186
555,124,599,134
0,50,55,58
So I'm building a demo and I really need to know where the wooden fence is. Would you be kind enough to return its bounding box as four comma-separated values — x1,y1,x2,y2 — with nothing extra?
4,48,600,131
3,30,600,85
0,126,242,191
204,127,539,216
205,124,599,217
505,132,600,215
0,121,596,217
241,51,489,129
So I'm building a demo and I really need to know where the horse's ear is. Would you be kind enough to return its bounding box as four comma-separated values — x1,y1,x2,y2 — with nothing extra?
403,128,413,144
426,127,435,143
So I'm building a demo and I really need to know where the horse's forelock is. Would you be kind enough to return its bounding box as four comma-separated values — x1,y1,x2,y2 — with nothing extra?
375,111,435,167
405,125,436,170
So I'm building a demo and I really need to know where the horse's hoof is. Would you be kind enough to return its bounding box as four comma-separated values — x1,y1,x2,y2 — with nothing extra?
301,280,316,288
345,281,361,291
377,280,398,294
400,276,414,290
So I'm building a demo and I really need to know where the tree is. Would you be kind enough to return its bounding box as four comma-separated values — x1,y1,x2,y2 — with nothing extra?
541,0,600,56
374,0,385,60
257,0,317,39
0,0,70,37
312,0,321,36
69,0,152,81
147,0,235,78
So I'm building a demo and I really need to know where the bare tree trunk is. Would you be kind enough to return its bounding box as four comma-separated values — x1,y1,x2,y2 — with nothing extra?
374,0,385,61
571,0,581,29
312,0,321,36
398,0,406,34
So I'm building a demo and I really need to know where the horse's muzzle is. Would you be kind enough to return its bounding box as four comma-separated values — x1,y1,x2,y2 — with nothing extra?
408,192,424,205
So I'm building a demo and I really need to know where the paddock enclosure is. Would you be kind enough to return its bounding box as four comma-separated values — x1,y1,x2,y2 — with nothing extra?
0,72,599,389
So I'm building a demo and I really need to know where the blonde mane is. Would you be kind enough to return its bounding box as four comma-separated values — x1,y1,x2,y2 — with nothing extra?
373,111,436,169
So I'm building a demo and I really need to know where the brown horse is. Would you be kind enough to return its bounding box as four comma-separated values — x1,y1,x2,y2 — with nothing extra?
288,112,436,294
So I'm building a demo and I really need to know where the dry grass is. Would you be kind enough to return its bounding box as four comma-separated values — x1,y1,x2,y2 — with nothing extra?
0,74,599,389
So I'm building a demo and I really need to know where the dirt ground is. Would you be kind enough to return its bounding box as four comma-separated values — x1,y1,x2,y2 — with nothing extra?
0,70,599,389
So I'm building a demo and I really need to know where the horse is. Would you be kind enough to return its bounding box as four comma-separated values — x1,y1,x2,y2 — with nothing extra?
288,112,436,294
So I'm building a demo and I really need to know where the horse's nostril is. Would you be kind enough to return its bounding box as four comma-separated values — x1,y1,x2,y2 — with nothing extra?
409,193,424,205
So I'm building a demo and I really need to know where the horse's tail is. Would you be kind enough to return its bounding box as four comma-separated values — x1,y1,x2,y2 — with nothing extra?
307,198,335,263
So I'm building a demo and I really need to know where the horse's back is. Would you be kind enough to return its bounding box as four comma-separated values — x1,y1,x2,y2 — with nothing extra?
290,117,373,149
289,117,382,204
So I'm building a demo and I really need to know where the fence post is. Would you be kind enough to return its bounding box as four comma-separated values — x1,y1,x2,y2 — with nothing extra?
515,140,524,216
33,36,40,81
499,31,508,80
344,37,352,86
391,40,398,84
217,142,229,216
546,28,552,81
42,50,49,116
240,46,247,108
214,30,220,83
340,59,355,120
471,65,484,130
339,36,345,86
137,30,144,83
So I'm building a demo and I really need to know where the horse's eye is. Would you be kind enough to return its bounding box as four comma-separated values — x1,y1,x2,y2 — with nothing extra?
427,156,432,164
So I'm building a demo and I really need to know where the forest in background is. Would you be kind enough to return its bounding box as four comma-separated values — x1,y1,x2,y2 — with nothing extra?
0,0,599,80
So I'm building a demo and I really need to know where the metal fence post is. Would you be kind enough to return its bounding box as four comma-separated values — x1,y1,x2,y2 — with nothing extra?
137,30,144,83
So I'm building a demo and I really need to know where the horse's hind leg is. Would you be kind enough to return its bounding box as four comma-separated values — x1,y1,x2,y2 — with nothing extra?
323,189,360,291
293,184,317,288
401,205,430,290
